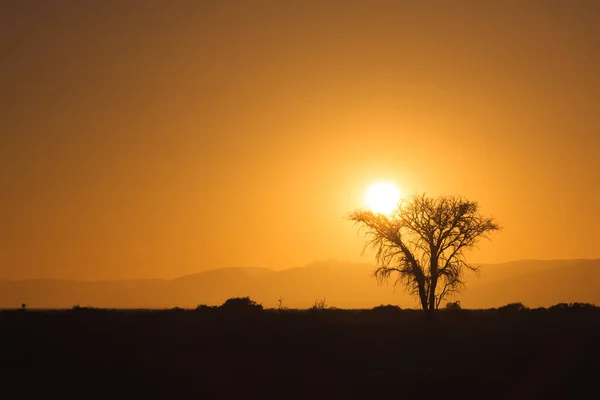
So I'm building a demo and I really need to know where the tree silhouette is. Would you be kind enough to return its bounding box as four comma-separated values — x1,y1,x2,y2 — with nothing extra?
349,194,500,312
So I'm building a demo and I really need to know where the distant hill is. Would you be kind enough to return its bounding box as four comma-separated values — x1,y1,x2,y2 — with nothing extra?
461,259,600,308
1,259,598,309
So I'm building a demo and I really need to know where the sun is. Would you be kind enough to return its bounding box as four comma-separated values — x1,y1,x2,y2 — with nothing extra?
365,182,401,215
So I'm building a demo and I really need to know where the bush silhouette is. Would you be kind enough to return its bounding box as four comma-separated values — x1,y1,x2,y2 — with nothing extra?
549,302,597,311
569,302,597,309
497,302,528,312
196,304,217,310
277,296,289,311
309,297,328,311
549,303,569,311
371,304,402,313
72,304,96,312
445,301,462,310
219,297,263,314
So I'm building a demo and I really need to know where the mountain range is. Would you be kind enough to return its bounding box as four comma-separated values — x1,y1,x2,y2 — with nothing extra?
1,259,598,309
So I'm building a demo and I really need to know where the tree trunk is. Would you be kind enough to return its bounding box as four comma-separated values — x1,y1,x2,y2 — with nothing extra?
406,250,429,311
428,278,437,311
418,281,428,311
428,259,439,311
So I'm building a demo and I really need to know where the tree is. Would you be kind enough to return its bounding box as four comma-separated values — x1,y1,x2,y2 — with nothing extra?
349,194,500,312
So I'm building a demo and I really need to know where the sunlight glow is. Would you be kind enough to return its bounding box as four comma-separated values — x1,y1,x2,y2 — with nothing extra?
365,182,401,215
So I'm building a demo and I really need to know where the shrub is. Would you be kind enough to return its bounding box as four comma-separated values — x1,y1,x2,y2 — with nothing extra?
549,302,597,311
570,302,597,309
277,296,289,312
219,297,263,313
445,301,462,310
309,298,328,311
371,304,402,312
497,302,528,312
196,304,217,310
549,303,569,311
71,305,98,313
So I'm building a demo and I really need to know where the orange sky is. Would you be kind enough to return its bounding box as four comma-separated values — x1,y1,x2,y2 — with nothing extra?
1,1,599,280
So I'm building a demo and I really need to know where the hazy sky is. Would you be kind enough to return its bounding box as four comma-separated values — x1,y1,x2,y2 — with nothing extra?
1,1,599,280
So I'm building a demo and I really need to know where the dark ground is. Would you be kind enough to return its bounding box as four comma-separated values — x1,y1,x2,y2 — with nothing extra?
1,305,599,399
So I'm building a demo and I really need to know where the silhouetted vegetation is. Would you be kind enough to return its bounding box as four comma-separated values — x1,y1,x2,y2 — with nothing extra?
309,297,328,311
370,304,402,316
549,302,597,311
497,302,528,312
196,304,217,310
218,296,263,315
71,304,98,312
372,304,402,312
349,194,501,312
445,300,462,310
277,296,289,311
1,303,599,399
